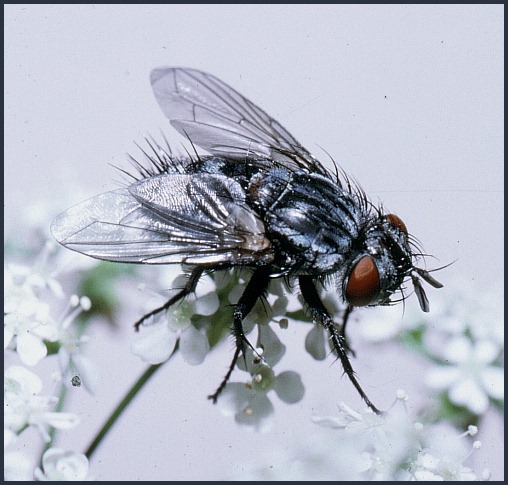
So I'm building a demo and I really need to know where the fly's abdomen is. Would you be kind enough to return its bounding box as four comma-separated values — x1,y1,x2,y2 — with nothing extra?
249,169,362,273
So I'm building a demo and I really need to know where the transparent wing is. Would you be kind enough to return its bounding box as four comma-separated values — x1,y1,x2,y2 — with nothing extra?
150,67,328,176
50,174,271,265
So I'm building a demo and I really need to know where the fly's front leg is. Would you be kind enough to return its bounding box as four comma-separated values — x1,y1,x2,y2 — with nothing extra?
340,304,356,357
208,267,271,403
299,276,381,414
134,266,204,330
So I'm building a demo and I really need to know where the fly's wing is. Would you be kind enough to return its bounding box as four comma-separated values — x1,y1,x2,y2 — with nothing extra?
50,174,271,265
150,67,329,177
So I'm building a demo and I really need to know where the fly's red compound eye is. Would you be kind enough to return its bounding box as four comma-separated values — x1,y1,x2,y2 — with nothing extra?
345,255,380,307
385,213,408,235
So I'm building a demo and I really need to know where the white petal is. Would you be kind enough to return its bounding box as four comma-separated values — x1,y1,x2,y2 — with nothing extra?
157,266,185,288
33,319,59,341
216,383,251,416
5,365,43,394
41,448,89,481
414,470,445,481
311,415,350,428
357,312,402,342
193,291,219,316
40,412,80,430
449,378,489,414
442,336,471,364
193,274,217,298
271,295,288,316
304,325,327,360
4,428,17,448
180,326,210,365
274,371,305,404
131,325,177,364
480,366,504,400
17,332,48,366
4,324,14,349
47,278,65,299
4,452,34,481
473,340,499,364
235,393,274,433
425,422,469,462
257,324,285,367
424,366,461,390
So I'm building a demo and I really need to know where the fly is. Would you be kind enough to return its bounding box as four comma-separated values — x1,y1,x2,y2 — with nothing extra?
51,68,443,413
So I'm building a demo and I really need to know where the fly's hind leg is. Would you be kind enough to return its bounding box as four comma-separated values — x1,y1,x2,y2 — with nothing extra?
208,267,271,403
134,267,204,331
299,275,381,414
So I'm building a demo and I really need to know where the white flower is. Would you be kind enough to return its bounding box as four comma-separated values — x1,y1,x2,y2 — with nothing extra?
131,271,217,365
428,279,503,345
412,450,479,481
6,242,65,299
34,448,90,481
5,240,99,371
311,395,486,481
218,382,275,433
424,335,503,414
4,265,58,366
227,427,367,480
217,324,304,431
4,451,34,481
4,366,80,442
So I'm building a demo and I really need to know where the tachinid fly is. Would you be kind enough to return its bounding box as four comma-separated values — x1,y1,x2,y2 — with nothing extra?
51,68,443,413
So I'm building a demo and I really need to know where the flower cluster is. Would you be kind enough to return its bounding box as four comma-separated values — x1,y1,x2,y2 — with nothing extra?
355,279,504,422
232,392,490,481
311,394,489,481
421,283,504,416
4,242,95,480
130,269,306,431
5,233,503,480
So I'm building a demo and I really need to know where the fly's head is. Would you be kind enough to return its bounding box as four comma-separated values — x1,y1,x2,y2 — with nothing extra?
343,213,443,312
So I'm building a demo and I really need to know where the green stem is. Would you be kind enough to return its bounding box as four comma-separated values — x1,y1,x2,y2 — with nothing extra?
85,344,178,459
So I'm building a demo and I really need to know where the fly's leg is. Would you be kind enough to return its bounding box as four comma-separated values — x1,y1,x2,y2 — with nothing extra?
208,267,271,403
340,304,356,357
299,276,381,414
134,267,204,331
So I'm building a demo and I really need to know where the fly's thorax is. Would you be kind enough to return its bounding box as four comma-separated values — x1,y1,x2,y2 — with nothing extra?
343,214,414,308
248,169,365,274
247,166,294,211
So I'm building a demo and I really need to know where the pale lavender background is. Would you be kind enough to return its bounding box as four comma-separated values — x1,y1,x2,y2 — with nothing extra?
5,4,503,480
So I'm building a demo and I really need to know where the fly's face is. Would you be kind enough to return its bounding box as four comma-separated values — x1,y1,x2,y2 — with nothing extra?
344,214,442,312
